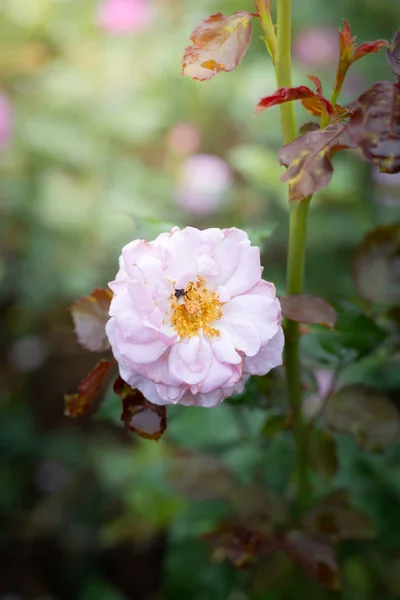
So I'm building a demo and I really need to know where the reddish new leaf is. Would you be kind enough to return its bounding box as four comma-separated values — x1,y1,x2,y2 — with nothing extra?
280,295,337,328
257,86,317,112
257,80,334,118
114,377,166,441
182,12,253,81
64,359,114,417
70,288,112,352
281,531,341,591
387,29,400,77
352,224,400,304
352,40,388,62
278,123,354,201
348,81,400,173
334,21,387,98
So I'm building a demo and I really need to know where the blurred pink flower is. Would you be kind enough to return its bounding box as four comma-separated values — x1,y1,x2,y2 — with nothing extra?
176,154,233,215
0,93,13,150
167,122,201,155
97,0,150,33
106,226,284,407
294,27,338,68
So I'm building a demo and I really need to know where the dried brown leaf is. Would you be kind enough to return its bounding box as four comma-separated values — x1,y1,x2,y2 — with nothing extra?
302,490,375,542
64,359,114,417
70,288,112,352
352,224,400,304
324,385,400,451
387,29,400,77
348,81,400,173
280,294,337,328
204,523,278,569
182,12,253,81
278,123,354,201
114,377,167,441
281,531,341,591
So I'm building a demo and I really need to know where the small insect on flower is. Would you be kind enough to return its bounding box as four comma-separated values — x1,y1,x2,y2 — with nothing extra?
174,288,188,305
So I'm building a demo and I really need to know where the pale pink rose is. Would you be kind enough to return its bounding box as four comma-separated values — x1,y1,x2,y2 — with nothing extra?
0,93,13,150
176,154,233,215
294,27,338,68
106,226,284,407
96,0,150,33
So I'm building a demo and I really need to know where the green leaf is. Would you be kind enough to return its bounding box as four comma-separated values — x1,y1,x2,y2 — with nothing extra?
260,414,289,437
301,302,387,365
308,429,339,483
323,385,400,451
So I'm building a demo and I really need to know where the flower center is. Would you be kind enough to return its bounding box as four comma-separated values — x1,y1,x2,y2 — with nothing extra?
169,276,223,339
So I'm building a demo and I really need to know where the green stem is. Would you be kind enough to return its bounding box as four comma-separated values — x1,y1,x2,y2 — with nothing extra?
275,0,296,144
285,198,311,513
274,0,310,512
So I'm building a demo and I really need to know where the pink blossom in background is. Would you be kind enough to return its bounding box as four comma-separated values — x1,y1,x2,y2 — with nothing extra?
167,122,201,155
106,226,284,408
175,154,233,215
96,0,150,33
294,27,338,68
0,93,13,150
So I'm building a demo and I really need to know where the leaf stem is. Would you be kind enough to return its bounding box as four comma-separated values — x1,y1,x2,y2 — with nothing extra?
274,0,310,512
255,0,277,63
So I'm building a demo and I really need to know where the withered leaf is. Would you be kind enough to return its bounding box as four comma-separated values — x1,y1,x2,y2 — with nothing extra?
182,11,253,81
324,385,400,451
278,123,354,201
281,531,341,591
280,294,337,328
204,523,278,569
114,377,166,441
387,29,400,77
64,359,114,417
352,224,400,304
70,288,112,352
348,81,400,173
302,490,375,542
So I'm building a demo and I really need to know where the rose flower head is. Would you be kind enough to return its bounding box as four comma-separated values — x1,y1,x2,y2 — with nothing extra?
106,227,283,407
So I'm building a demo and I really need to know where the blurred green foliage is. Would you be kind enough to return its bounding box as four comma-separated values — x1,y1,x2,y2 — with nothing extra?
1,0,400,598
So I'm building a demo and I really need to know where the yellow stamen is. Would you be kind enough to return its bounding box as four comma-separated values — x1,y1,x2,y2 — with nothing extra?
169,276,223,339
